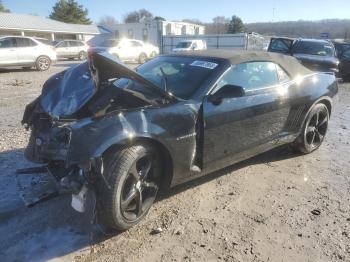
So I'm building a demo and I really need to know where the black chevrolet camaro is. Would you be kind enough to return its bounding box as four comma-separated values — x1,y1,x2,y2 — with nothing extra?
21,50,338,230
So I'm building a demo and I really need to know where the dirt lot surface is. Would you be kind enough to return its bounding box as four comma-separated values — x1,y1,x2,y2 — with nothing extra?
0,62,349,262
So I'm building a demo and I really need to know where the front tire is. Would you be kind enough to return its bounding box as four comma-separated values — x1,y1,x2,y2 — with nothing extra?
291,103,329,154
35,56,51,71
97,144,161,230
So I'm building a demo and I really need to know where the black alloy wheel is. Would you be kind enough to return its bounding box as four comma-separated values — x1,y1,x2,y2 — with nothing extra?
292,103,329,154
303,106,328,151
120,153,159,222
97,144,161,230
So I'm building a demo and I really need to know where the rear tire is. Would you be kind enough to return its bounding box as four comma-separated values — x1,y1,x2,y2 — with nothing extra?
291,103,329,154
96,143,161,230
138,53,147,64
35,56,51,71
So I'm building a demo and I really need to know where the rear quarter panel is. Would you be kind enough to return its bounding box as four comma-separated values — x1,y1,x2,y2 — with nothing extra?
285,72,337,135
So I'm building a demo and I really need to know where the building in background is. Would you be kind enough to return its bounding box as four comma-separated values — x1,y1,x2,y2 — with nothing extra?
90,19,205,48
0,12,109,41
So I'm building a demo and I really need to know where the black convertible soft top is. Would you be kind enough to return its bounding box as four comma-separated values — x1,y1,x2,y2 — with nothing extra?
169,50,313,78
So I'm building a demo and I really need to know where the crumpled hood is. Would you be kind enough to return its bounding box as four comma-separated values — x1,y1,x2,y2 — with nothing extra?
40,62,95,118
39,51,173,118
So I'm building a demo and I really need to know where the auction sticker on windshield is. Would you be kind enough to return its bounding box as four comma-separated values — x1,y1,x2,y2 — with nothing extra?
190,60,218,69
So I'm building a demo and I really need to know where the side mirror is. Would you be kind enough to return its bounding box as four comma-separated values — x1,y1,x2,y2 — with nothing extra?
208,84,245,105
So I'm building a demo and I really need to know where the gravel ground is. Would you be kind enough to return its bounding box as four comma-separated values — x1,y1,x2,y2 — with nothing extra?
0,62,349,262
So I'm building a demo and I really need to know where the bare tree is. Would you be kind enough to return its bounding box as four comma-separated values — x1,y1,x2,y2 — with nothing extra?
123,9,153,23
212,16,230,34
245,19,350,39
98,15,118,27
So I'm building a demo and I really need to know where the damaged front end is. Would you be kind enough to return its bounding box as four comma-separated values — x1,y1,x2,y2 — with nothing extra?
19,51,175,210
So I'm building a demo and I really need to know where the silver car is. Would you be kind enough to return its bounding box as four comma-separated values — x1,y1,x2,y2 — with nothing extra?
0,36,57,71
99,38,159,63
54,40,89,60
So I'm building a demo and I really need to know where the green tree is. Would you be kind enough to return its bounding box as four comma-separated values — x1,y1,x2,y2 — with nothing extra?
0,0,10,13
228,15,246,34
49,0,92,24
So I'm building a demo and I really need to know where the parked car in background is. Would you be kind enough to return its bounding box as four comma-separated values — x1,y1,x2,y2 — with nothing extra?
172,39,207,52
333,41,350,81
53,40,88,61
268,38,339,74
0,36,56,71
98,38,159,63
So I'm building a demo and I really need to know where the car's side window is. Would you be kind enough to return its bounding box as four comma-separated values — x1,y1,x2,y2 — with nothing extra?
0,37,15,48
342,49,350,59
16,38,36,47
58,41,69,48
215,61,279,92
131,41,143,47
269,39,292,53
70,41,78,47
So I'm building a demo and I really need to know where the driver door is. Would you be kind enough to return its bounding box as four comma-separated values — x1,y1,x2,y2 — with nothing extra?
202,61,292,169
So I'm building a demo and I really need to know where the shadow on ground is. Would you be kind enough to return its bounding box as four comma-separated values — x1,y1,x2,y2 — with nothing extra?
0,67,37,73
0,145,298,261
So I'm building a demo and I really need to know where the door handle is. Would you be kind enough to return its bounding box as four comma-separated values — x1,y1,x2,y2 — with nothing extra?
9,49,15,51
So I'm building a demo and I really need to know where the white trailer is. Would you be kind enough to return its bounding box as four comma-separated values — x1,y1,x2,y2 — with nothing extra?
161,32,265,53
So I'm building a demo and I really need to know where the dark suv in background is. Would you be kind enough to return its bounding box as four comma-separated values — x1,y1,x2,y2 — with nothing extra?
333,41,350,81
268,38,339,75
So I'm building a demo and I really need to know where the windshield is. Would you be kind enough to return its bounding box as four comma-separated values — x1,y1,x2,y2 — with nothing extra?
137,56,220,99
176,42,192,48
294,41,335,56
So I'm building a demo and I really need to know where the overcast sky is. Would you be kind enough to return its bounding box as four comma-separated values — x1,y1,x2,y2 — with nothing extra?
4,0,350,23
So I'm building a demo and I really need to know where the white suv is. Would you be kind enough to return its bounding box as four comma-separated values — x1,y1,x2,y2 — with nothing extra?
54,40,89,60
0,36,57,71
100,38,159,63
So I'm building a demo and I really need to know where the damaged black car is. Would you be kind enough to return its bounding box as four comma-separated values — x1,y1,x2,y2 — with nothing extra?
21,50,338,230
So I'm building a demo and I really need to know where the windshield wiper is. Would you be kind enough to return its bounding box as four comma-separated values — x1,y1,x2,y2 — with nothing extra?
159,67,168,93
